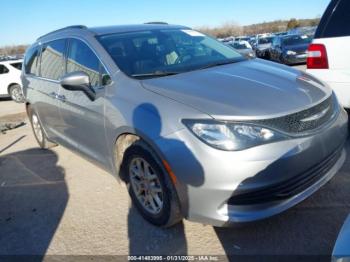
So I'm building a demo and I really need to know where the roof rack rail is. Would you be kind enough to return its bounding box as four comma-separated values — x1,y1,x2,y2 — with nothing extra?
144,22,168,25
37,25,88,40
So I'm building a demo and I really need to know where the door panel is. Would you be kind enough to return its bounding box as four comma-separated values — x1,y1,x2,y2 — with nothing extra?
33,39,66,141
57,38,110,166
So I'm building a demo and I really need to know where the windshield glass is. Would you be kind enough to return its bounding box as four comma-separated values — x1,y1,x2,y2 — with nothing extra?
97,29,244,78
282,35,311,46
258,37,273,45
231,42,248,49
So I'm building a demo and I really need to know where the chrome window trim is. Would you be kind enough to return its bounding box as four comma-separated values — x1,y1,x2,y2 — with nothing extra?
24,35,113,87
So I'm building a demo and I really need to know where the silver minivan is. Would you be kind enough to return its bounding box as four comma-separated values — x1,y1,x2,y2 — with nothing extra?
22,24,348,227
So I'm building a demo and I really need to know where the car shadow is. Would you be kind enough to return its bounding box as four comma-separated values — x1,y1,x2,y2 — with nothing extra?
0,148,68,260
127,103,205,255
128,206,187,255
213,139,350,261
0,97,11,102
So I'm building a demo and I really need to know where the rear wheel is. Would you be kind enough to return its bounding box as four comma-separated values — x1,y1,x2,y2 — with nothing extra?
122,141,182,227
29,109,57,149
9,84,24,103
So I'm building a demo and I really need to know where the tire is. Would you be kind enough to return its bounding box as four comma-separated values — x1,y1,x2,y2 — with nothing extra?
9,84,24,103
279,55,286,64
122,140,182,227
29,108,57,149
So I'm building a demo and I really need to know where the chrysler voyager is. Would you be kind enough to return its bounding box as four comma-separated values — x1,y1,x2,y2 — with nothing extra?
22,24,348,227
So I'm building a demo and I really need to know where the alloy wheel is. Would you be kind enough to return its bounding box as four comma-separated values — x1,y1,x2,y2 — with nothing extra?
10,86,23,102
32,114,43,143
129,157,164,215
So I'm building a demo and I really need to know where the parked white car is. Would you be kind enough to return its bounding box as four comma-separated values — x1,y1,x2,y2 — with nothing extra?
306,0,350,108
0,59,24,102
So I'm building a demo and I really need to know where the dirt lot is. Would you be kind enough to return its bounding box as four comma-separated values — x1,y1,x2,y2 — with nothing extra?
1,64,350,260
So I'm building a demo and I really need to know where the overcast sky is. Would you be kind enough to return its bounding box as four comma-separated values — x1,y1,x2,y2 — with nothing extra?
1,0,330,46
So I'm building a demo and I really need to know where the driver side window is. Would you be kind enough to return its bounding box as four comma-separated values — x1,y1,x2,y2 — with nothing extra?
66,39,107,87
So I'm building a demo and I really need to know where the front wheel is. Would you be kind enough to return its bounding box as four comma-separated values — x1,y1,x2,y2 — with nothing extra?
122,141,182,227
9,84,24,103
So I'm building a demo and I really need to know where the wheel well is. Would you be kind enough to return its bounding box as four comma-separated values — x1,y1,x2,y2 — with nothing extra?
115,133,141,181
25,102,31,116
7,83,20,95
114,133,166,182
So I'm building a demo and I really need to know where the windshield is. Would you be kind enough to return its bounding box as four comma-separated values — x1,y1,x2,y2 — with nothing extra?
97,29,244,78
258,37,273,45
231,42,249,49
282,35,312,46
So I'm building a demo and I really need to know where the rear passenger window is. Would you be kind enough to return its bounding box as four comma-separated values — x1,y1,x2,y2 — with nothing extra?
40,39,66,80
0,64,9,74
67,39,100,87
24,45,39,75
322,0,350,38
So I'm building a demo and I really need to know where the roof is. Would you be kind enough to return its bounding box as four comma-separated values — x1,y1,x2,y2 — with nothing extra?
37,24,190,41
89,24,189,36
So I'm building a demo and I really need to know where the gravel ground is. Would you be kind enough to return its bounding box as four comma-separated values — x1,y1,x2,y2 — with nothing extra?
0,98,26,119
1,64,349,261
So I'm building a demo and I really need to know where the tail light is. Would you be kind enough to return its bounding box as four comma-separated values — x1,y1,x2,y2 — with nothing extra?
307,44,329,69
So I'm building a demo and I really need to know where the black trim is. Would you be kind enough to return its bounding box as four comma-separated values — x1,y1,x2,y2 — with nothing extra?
227,145,343,206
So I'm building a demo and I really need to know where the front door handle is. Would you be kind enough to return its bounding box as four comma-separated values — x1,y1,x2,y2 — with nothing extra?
49,92,57,98
56,94,66,102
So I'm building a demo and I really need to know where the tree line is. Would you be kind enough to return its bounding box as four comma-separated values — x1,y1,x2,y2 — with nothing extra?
196,18,320,38
0,45,28,56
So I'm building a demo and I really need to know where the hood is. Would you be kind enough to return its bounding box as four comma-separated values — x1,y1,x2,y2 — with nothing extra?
141,59,331,120
283,43,310,53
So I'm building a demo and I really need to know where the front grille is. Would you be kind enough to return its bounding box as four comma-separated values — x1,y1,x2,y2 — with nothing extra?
227,146,342,206
252,94,337,135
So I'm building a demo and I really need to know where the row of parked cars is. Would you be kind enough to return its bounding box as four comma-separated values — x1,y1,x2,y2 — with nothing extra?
221,29,314,65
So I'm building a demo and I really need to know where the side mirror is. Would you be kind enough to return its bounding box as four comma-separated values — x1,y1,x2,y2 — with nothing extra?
60,71,96,101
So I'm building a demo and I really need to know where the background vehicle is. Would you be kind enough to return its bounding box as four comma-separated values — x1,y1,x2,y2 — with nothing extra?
228,40,255,58
0,59,24,102
288,26,317,38
255,36,274,59
306,0,350,108
270,34,312,65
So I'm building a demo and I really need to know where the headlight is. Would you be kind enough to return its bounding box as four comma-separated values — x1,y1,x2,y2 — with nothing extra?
286,50,296,55
183,120,288,151
248,52,255,58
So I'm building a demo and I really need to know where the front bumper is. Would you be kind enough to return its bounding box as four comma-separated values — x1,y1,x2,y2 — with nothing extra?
157,107,348,226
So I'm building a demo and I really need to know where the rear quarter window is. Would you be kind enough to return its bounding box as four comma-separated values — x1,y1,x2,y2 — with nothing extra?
316,0,350,38
10,62,22,70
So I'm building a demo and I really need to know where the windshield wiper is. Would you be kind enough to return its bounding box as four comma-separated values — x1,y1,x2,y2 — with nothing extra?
198,60,239,70
131,71,179,79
